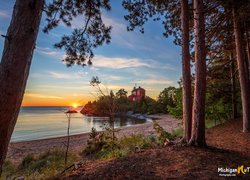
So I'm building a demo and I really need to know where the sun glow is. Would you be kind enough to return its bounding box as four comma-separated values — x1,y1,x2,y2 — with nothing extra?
71,103,78,108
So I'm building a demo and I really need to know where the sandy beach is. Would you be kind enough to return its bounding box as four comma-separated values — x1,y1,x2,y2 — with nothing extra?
7,114,180,163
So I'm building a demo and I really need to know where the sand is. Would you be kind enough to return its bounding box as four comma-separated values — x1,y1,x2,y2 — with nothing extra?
7,114,180,163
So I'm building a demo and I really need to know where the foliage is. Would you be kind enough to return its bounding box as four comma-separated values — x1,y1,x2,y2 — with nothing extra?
43,0,112,67
157,86,181,114
153,120,175,145
83,130,157,160
1,160,16,179
83,128,105,156
168,87,183,119
171,127,183,138
122,0,182,45
116,89,128,98
1,150,78,179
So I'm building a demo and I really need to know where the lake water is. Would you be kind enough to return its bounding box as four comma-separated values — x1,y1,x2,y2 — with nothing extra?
11,106,148,142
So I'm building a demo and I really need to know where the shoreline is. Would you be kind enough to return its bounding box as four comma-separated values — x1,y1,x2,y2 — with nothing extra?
7,114,180,163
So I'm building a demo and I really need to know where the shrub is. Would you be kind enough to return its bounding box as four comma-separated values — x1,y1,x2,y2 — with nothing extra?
19,154,35,170
1,160,16,179
83,127,105,156
153,120,175,145
2,149,78,179
83,130,157,160
171,127,183,138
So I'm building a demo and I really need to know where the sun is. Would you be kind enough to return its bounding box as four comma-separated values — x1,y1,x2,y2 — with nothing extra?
71,103,78,108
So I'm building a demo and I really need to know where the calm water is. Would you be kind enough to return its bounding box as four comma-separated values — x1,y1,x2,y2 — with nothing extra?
11,106,148,142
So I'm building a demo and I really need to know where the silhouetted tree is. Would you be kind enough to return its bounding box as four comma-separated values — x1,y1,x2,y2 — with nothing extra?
116,89,128,98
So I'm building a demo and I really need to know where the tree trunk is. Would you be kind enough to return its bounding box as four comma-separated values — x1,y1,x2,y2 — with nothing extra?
230,53,238,119
181,0,192,143
189,0,206,146
245,27,250,80
241,27,250,84
0,0,44,173
65,113,71,169
233,7,250,132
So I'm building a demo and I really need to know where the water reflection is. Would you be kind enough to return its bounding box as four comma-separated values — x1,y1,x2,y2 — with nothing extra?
85,116,147,129
12,107,149,142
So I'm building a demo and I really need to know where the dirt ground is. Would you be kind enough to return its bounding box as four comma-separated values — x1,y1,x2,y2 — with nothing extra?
57,118,250,179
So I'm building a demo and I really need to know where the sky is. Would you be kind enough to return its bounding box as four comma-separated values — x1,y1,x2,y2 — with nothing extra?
0,0,182,106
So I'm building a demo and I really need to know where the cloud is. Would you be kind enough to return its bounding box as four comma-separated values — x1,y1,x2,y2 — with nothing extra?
38,84,89,90
25,93,63,99
48,71,89,80
35,46,176,71
100,84,132,91
135,79,173,85
102,14,136,48
92,55,176,70
108,75,124,81
0,10,10,18
35,46,64,59
93,55,151,69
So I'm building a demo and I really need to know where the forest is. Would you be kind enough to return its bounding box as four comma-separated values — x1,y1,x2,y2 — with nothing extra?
0,0,250,178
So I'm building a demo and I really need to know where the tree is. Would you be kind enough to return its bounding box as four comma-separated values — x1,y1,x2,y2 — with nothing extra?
0,0,111,173
90,77,117,142
116,88,128,98
122,0,193,143
232,2,250,132
157,87,177,113
189,0,206,146
0,0,44,173
180,0,192,143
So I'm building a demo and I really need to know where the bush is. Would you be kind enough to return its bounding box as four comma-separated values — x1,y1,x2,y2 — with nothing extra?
1,160,16,179
153,120,175,145
119,134,157,152
83,128,105,156
19,154,35,170
171,127,183,138
83,130,157,160
1,149,78,179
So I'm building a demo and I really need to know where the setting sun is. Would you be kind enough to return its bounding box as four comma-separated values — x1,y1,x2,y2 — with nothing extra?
71,103,79,108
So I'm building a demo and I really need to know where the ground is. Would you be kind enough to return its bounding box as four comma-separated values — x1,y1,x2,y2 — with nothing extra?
56,119,250,179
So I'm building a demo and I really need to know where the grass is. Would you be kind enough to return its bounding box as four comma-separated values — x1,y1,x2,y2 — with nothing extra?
1,149,78,180
84,122,185,160
1,160,16,179
171,127,183,138
88,134,158,160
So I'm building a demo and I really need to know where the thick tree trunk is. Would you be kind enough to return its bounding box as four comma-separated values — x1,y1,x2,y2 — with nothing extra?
230,53,238,119
233,7,250,132
245,28,250,79
181,0,192,143
0,0,44,173
189,0,206,146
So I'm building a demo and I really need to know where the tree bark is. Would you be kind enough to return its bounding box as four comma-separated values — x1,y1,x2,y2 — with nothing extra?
181,0,192,143
245,27,250,80
0,0,44,173
241,27,250,84
233,7,250,132
189,0,206,146
230,53,238,119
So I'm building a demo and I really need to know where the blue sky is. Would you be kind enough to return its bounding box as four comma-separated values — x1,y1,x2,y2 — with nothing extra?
0,0,182,106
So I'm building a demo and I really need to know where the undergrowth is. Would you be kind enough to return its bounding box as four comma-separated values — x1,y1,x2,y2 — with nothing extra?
2,121,182,179
1,149,78,179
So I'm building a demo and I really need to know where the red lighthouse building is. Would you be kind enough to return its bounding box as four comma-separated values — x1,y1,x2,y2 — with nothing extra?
128,86,145,102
